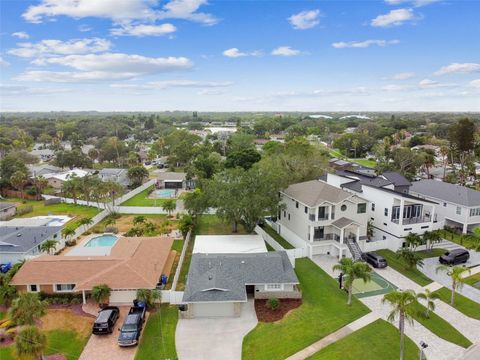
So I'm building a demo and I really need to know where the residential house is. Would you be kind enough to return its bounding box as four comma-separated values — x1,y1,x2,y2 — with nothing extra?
27,164,62,178
275,180,369,259
326,170,439,252
193,235,268,254
410,179,480,233
0,226,63,263
29,147,55,162
182,251,300,318
0,202,16,220
97,168,130,187
10,236,174,305
156,172,194,189
43,168,90,189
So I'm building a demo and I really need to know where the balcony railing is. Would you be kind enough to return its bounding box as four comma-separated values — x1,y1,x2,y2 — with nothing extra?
308,214,329,222
391,216,431,225
313,233,340,242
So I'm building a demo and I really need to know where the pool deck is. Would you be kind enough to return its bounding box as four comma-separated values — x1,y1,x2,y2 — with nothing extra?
65,233,118,256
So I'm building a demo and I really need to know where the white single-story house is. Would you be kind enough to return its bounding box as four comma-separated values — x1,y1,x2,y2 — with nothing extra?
97,168,130,187
44,168,90,189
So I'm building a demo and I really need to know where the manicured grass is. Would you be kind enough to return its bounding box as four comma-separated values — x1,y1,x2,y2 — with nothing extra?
416,248,447,259
265,241,275,251
306,319,419,360
433,287,480,320
171,239,184,252
260,224,294,249
135,305,178,360
195,214,247,235
0,311,5,319
409,302,471,348
350,158,376,168
120,186,175,207
464,271,480,289
0,348,14,360
376,249,433,286
242,258,370,360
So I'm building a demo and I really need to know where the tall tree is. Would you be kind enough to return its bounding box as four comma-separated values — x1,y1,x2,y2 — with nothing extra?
15,326,47,360
40,239,58,255
436,265,470,306
449,118,476,185
10,170,28,199
91,284,111,307
332,258,372,305
127,166,149,187
9,292,47,325
417,289,440,318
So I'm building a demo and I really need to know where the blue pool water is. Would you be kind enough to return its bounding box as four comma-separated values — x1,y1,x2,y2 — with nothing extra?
153,189,176,198
85,235,118,247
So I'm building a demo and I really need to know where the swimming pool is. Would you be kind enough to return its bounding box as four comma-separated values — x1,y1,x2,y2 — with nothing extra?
152,189,176,198
84,234,118,247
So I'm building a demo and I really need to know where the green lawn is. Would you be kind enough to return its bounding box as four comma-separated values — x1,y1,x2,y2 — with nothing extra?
327,148,376,168
260,224,294,249
416,248,447,259
433,287,480,320
0,329,89,360
376,249,433,286
120,186,175,207
242,258,370,360
464,271,480,289
410,302,471,348
171,239,184,252
265,241,275,251
135,305,178,360
306,319,419,360
438,230,479,250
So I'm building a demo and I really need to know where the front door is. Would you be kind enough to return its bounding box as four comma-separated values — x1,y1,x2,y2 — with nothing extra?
314,227,324,240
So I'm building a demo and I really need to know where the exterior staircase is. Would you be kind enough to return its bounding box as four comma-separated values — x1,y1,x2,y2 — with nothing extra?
346,237,363,261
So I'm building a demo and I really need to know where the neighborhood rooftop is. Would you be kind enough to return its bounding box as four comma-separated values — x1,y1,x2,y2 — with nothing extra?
183,251,298,303
0,226,62,254
411,179,480,207
157,172,187,181
0,202,16,210
282,180,353,207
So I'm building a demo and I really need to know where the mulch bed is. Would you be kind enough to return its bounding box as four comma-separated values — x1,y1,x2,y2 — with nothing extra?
254,299,302,322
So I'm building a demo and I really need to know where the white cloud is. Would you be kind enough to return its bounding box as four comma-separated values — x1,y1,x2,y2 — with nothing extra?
0,85,72,96
197,89,225,95
271,46,300,57
434,63,480,76
111,80,233,90
371,8,415,27
288,9,320,30
111,23,176,37
0,57,10,66
418,78,456,88
222,48,262,58
8,38,111,58
15,53,193,82
22,0,218,25
391,72,415,80
470,79,480,88
12,31,30,39
78,24,92,32
332,39,400,49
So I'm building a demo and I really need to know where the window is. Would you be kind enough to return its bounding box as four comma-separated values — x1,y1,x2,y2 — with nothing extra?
288,214,290,221
456,207,461,215
296,201,299,209
384,208,388,217
443,203,447,207
357,203,367,214
341,204,347,212
304,206,308,214
55,284,75,292
28,284,39,293
318,206,327,219
371,203,375,211
283,211,286,217
266,284,283,291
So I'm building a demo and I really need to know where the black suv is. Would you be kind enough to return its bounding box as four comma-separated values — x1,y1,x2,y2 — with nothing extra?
363,252,388,268
439,249,470,265
92,306,120,335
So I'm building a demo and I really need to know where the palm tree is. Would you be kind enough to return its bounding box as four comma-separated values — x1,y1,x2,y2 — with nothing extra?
417,289,440,318
10,170,28,199
133,215,146,226
162,199,176,217
332,258,372,305
405,233,423,251
422,230,442,252
436,265,470,306
0,282,17,307
396,248,424,270
8,292,47,325
91,284,111,307
79,217,93,230
32,175,48,198
40,239,58,255
62,227,75,242
136,289,161,309
382,290,420,360
15,326,47,360
62,176,80,204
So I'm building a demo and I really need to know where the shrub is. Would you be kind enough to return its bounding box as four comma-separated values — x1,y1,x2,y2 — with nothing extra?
105,226,118,234
17,206,33,216
38,292,82,305
26,187,37,196
65,239,77,247
266,298,280,311
44,198,61,205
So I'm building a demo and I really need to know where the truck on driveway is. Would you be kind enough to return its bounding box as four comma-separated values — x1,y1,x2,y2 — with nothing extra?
117,305,146,347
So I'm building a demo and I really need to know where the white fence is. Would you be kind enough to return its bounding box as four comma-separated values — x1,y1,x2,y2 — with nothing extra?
114,206,169,214
171,230,191,291
160,290,184,305
115,179,155,205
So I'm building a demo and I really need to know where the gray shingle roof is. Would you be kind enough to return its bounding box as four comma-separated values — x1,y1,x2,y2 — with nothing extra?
183,252,299,303
383,172,411,187
98,168,127,176
0,226,62,254
157,172,187,181
331,217,358,229
410,180,480,207
0,202,16,210
282,180,353,207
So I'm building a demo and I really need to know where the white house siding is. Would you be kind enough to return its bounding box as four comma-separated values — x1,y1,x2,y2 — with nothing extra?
109,290,137,305
192,302,235,317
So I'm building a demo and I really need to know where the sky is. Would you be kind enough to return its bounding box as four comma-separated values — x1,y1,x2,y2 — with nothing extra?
0,0,479,112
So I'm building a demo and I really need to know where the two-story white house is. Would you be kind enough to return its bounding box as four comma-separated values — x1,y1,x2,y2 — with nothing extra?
410,179,480,234
276,180,369,259
326,171,439,252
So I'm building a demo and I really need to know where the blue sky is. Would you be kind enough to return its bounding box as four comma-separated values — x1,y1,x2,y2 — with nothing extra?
0,0,479,112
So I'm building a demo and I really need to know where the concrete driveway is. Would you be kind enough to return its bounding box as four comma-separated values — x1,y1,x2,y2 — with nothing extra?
79,307,142,360
176,299,257,360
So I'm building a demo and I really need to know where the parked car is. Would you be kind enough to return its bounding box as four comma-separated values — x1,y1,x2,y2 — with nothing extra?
362,252,388,268
439,249,470,265
92,306,120,335
117,305,146,346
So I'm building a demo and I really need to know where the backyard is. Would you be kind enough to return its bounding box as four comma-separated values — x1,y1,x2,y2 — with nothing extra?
120,186,176,207
242,258,370,360
135,305,178,360
306,319,419,360
327,148,376,168
90,214,175,234
260,223,294,249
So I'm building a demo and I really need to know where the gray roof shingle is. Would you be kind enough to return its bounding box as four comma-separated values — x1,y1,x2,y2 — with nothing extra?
410,180,480,207
0,226,62,254
282,180,353,207
183,252,299,302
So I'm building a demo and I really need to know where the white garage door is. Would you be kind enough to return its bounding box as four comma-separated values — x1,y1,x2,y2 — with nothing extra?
109,290,137,305
193,302,235,317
